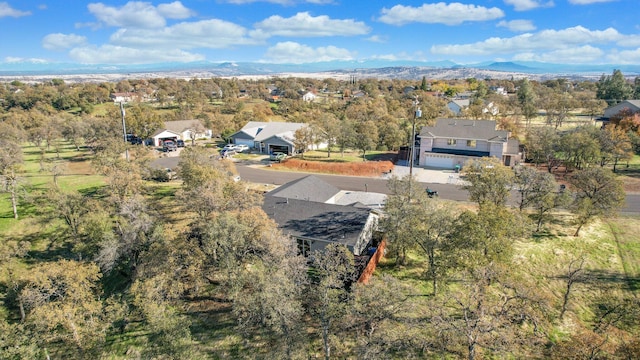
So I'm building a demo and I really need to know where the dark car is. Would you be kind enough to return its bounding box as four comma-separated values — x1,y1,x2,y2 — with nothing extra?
176,139,185,147
163,140,177,152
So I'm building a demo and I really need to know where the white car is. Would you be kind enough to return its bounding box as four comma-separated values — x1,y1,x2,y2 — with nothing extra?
235,144,250,153
222,144,238,151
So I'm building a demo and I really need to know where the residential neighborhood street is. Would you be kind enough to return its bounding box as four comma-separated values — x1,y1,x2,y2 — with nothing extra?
150,157,640,214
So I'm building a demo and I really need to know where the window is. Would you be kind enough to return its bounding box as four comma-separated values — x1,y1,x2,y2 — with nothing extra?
467,140,476,148
447,139,457,146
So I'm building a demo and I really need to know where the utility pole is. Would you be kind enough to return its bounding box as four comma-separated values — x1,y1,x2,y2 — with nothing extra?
409,96,421,179
120,102,129,161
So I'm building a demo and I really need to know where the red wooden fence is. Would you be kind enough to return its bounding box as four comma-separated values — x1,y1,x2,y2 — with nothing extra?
357,240,386,284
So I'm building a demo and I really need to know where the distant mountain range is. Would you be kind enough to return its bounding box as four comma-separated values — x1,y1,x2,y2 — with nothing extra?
1,59,639,82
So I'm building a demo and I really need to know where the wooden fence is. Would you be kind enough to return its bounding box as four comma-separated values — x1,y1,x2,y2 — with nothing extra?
357,240,386,284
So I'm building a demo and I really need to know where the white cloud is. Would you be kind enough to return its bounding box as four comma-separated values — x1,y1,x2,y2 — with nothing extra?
87,1,195,29
378,3,504,26
366,35,386,43
263,41,355,63
157,1,195,19
42,33,88,51
568,0,615,4
608,48,640,65
69,44,204,64
253,12,370,37
497,20,536,32
513,45,604,63
109,19,259,49
504,0,554,12
4,57,49,63
431,26,623,56
0,2,31,17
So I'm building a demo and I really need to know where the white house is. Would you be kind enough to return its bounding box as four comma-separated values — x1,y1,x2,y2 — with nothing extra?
302,91,317,102
150,120,211,146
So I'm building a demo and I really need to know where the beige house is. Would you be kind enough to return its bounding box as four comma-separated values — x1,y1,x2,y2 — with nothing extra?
417,119,522,169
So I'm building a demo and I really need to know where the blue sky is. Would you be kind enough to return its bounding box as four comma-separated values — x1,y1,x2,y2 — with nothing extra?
1,0,638,66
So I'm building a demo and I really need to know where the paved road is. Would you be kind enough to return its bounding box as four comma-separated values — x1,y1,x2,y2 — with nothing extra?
235,164,640,214
150,157,640,214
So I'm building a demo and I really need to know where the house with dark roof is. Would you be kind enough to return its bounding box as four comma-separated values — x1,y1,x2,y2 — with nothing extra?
230,121,317,155
601,100,640,123
418,119,522,169
262,175,384,256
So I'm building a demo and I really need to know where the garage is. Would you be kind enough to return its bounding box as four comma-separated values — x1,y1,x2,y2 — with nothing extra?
269,145,290,154
235,139,254,148
423,154,454,169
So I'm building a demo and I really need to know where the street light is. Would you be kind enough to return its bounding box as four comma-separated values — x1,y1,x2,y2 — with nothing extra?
409,96,421,178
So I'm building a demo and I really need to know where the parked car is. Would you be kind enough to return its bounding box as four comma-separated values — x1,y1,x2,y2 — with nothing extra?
222,144,238,151
163,140,177,152
221,149,237,158
270,152,286,162
235,144,249,153
176,139,185,147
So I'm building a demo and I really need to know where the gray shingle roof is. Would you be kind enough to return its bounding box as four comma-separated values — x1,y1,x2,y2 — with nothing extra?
262,195,371,248
266,175,340,203
232,121,306,142
418,118,508,142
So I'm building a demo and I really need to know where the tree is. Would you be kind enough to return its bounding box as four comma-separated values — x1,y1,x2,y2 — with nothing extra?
525,126,560,171
461,157,514,208
382,175,424,265
559,257,585,320
568,167,626,236
18,260,109,354
0,136,24,219
307,244,357,360
232,235,308,359
596,69,633,106
558,127,601,171
597,125,633,172
293,126,314,158
353,120,378,160
517,78,537,126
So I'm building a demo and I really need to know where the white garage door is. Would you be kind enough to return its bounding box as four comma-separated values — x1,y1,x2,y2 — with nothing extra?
424,154,454,169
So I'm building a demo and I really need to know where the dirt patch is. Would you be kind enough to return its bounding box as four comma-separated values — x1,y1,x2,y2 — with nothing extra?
272,158,394,177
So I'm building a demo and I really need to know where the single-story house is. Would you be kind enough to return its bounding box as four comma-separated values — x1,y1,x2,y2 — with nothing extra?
150,120,211,146
601,100,640,122
229,121,312,155
418,118,522,169
110,92,138,103
302,91,317,102
263,175,385,256
447,99,470,116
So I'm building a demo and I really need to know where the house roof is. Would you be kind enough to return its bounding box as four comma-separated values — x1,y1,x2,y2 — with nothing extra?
262,195,372,248
163,120,204,134
418,118,509,142
231,121,306,142
267,175,340,203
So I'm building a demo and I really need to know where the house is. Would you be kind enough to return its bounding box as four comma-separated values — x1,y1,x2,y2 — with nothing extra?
110,92,138,103
417,119,522,169
302,91,317,102
602,100,640,122
229,121,311,155
447,99,470,116
262,175,385,256
150,120,210,146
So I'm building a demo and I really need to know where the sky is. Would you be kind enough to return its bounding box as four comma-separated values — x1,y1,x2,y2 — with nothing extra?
0,0,639,66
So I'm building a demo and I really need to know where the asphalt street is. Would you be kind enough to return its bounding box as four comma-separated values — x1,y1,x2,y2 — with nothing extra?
150,157,640,214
